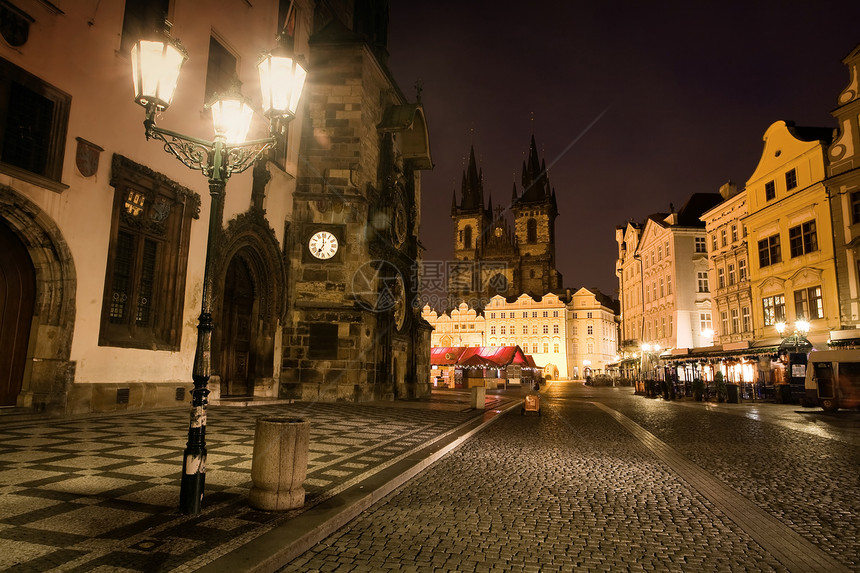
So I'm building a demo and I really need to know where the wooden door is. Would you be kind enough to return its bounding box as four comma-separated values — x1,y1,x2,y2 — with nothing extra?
220,257,255,397
0,221,35,406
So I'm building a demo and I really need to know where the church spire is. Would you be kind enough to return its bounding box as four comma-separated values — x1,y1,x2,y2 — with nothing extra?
519,134,552,203
458,145,484,211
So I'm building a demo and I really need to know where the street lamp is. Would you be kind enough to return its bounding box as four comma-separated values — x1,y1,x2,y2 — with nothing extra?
131,26,306,515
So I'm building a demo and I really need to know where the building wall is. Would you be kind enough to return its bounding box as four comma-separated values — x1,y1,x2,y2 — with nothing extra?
745,121,838,347
0,0,310,413
701,183,753,344
827,43,860,329
280,21,432,402
423,290,618,380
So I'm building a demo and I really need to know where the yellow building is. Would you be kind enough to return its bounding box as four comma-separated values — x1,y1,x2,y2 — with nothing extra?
701,182,754,344
422,302,485,348
744,120,837,347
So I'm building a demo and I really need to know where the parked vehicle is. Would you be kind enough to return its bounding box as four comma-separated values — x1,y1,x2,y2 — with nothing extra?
804,350,860,412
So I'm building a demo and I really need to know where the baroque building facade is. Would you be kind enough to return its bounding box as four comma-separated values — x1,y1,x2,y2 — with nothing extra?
615,194,722,380
422,288,619,380
0,0,431,414
744,120,837,347
826,43,860,330
700,182,754,344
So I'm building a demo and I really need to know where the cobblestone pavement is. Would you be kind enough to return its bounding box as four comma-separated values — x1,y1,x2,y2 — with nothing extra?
0,393,510,572
283,383,859,572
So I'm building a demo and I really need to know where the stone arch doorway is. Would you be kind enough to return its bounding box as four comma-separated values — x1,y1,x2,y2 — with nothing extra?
0,185,76,412
0,219,36,406
214,211,286,399
219,255,257,397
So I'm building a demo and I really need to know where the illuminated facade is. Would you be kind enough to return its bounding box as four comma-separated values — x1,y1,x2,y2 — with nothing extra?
449,137,562,309
423,290,619,380
700,182,753,344
826,42,860,329
422,302,485,348
745,120,839,347
617,195,721,352
0,0,430,414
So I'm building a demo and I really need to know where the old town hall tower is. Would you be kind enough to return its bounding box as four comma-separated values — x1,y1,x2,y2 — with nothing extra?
449,135,562,308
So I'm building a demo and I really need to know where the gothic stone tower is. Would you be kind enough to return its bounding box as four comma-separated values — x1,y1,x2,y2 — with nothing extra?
449,135,562,309
280,0,433,402
512,134,562,294
450,146,493,307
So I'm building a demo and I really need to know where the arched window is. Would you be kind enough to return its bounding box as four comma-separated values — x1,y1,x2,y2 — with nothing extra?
527,218,537,243
464,225,472,249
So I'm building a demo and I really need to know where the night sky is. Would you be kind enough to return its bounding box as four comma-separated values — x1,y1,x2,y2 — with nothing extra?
386,1,860,301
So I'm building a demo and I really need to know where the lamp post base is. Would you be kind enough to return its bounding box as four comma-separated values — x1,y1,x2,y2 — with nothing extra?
180,451,207,514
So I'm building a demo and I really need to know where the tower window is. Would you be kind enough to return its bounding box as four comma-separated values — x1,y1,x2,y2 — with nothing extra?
464,225,472,249
527,218,537,243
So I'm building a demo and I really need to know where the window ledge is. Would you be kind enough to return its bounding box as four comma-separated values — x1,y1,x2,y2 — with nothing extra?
0,163,68,193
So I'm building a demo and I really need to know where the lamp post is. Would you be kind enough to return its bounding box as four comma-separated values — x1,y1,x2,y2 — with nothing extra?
131,26,306,515
775,320,812,404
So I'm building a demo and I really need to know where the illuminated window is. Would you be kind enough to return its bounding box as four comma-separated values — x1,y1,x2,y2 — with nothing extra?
762,294,786,326
543,343,549,353
554,344,559,353
794,286,823,320
700,312,712,331
100,155,200,350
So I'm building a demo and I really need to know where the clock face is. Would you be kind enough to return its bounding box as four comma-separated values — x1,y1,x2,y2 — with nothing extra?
308,230,339,260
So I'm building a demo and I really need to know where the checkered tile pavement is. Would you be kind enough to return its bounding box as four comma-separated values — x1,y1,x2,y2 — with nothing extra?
0,395,505,572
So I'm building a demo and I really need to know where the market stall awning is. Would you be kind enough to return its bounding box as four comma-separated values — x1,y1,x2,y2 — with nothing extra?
430,346,539,368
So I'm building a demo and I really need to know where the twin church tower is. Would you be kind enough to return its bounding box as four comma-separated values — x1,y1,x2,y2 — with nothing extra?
449,135,563,309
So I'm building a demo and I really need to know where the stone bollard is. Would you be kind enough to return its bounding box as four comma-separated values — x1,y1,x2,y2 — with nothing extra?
248,417,310,511
470,386,486,409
